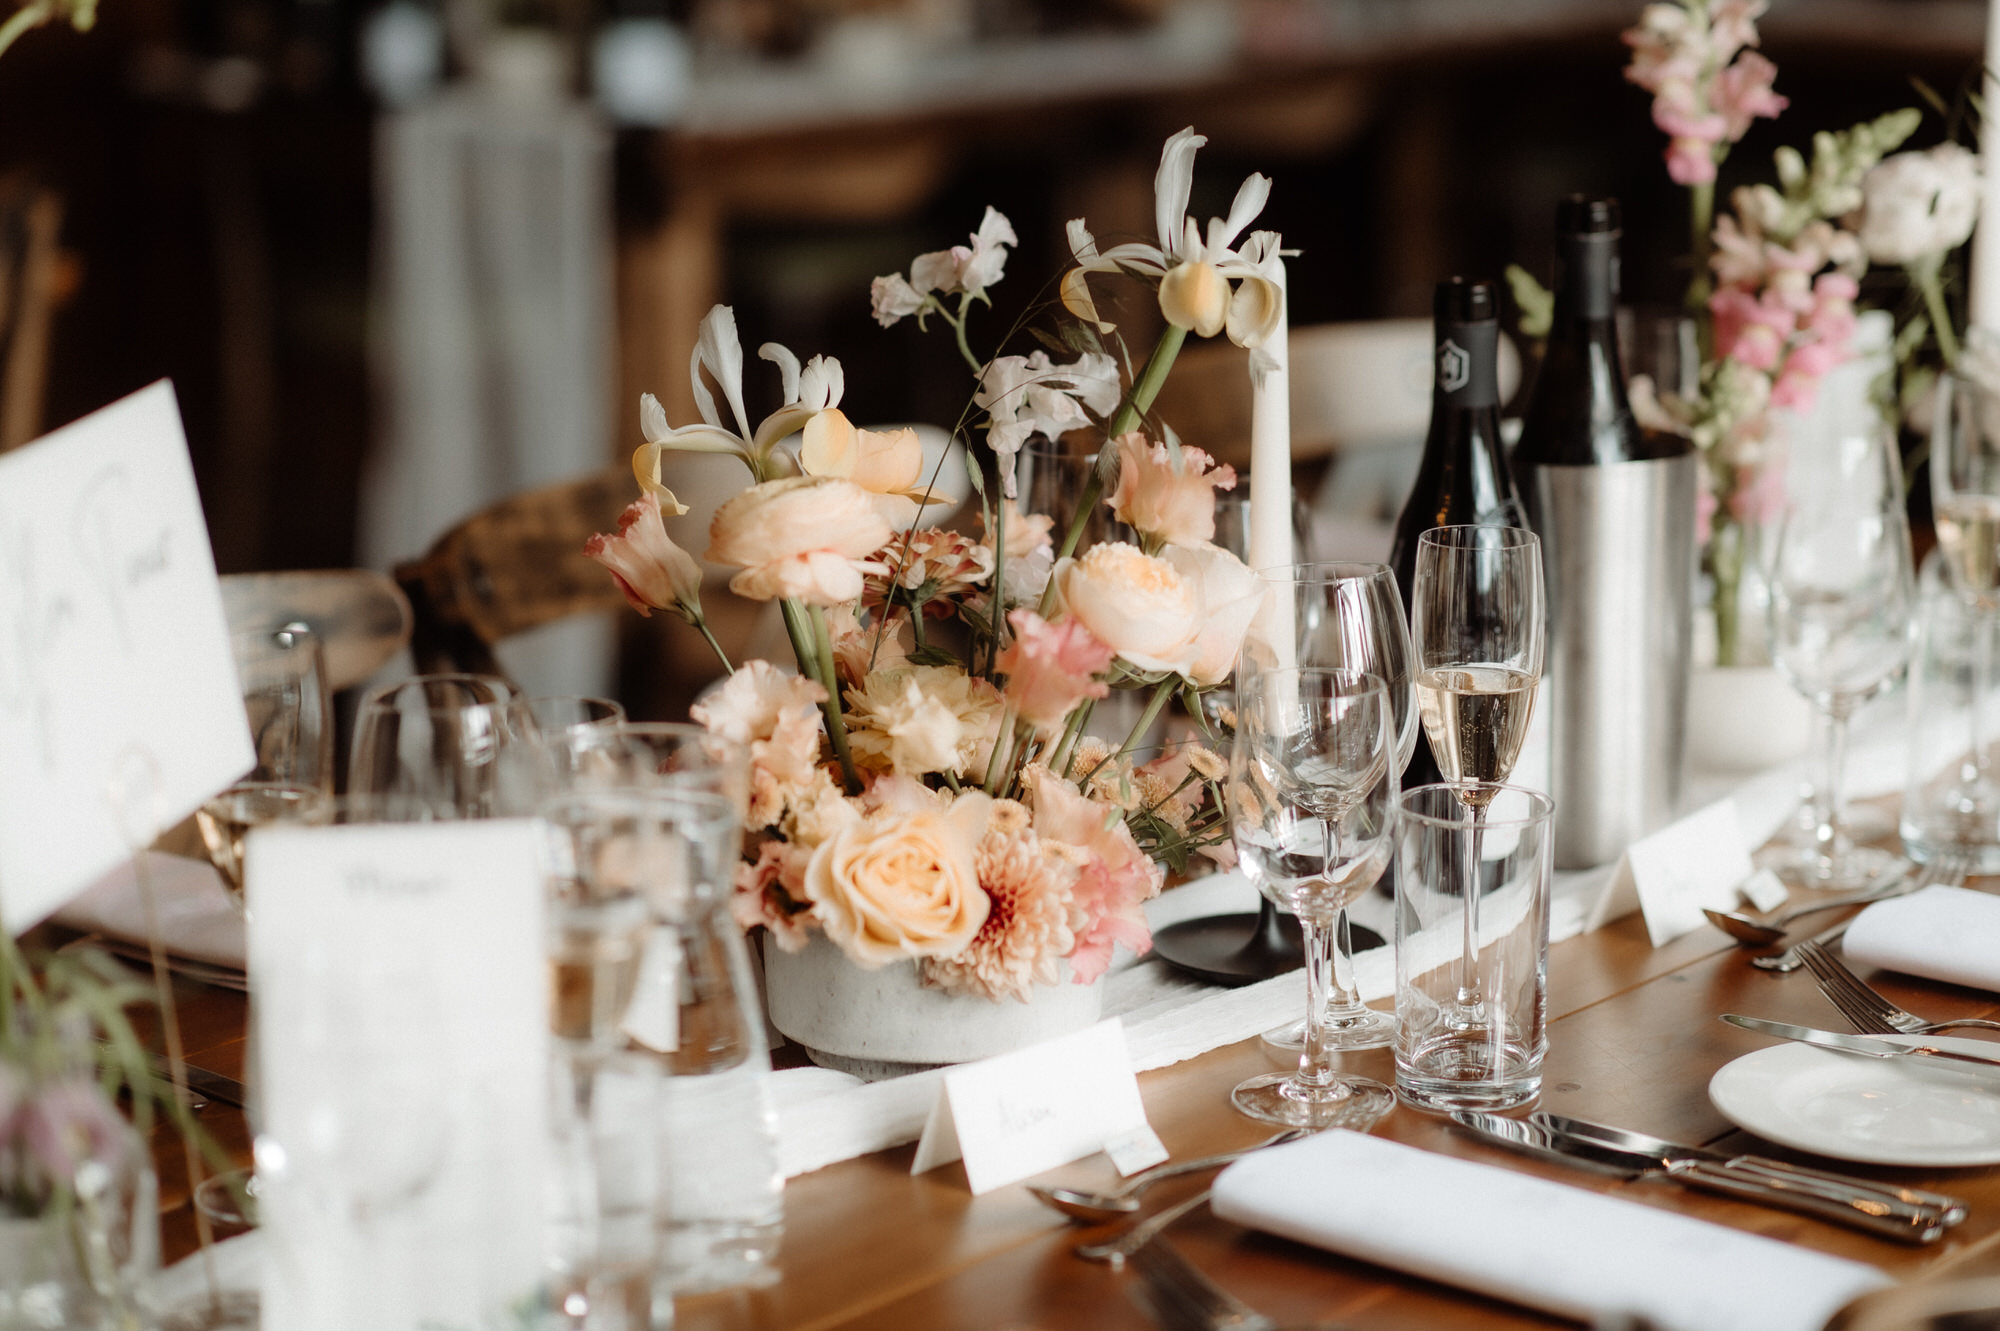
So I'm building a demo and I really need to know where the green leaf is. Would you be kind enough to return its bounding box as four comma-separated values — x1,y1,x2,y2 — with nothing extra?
1503,264,1553,340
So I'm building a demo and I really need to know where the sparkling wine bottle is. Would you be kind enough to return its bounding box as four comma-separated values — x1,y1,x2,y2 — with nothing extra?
1390,277,1529,793
1512,196,1697,868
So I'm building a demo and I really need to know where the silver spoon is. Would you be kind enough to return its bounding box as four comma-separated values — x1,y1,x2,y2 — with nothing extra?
1703,870,1916,947
1075,1189,1214,1266
1029,1129,1308,1224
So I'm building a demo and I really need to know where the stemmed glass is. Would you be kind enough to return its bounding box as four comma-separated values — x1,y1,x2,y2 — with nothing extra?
1767,427,1918,887
195,625,335,896
1409,526,1545,1028
348,673,535,820
1927,372,2000,845
1246,563,1415,1052
1227,668,1397,1129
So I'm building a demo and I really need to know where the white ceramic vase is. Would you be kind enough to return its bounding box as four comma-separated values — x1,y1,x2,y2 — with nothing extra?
1686,664,1814,774
762,934,1103,1077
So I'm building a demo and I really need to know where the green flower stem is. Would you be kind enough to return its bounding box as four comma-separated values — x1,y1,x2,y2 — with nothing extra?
1687,180,1715,344
950,295,982,375
1710,517,1744,668
985,496,1007,675
1049,698,1091,778
981,704,1018,794
1917,258,1960,368
805,604,861,794
1035,324,1189,618
689,614,734,675
1083,677,1177,784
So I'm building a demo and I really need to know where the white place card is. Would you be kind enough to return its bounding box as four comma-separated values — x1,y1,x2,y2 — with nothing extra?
246,819,549,1331
1589,799,1754,946
910,1018,1158,1196
0,382,252,929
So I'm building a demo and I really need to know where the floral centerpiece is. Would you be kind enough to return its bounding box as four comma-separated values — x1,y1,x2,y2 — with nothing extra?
587,128,1282,1034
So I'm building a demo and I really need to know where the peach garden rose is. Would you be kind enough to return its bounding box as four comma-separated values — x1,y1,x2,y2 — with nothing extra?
802,793,993,966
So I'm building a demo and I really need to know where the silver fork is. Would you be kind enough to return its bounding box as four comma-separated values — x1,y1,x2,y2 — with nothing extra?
1129,1239,1281,1331
1753,855,1968,973
1800,937,2000,1036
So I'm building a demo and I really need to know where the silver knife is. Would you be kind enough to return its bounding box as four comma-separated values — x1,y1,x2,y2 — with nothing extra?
1534,1112,1969,1228
1452,1111,1961,1244
1722,1014,2000,1074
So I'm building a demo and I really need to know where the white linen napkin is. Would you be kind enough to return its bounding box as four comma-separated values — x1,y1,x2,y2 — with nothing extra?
1846,885,2000,992
51,851,245,975
1210,1130,1887,1331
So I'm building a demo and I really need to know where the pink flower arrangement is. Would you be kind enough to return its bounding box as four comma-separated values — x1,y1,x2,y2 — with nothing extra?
1623,0,1786,186
589,129,1274,1004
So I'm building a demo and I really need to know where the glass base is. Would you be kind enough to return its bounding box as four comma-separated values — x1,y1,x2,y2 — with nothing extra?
1230,1072,1393,1130
1261,1007,1396,1054
1761,842,1900,892
1395,1032,1542,1112
1790,800,1894,847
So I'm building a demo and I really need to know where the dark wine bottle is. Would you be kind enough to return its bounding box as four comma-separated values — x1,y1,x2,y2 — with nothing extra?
1389,277,1528,793
1512,196,1697,868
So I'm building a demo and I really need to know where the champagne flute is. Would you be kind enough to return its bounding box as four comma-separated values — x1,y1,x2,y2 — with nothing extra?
1409,526,1545,1026
1227,668,1396,1129
1928,371,2000,842
195,626,335,895
1245,562,1414,1051
1768,427,1918,887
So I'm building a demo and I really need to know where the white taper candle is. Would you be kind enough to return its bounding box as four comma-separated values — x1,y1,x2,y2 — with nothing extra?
1969,4,2000,329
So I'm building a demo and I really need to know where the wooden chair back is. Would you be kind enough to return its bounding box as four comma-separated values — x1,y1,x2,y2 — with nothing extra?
219,570,414,692
0,177,63,454
393,468,635,681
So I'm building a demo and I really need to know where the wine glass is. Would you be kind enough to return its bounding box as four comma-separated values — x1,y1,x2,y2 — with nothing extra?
1409,525,1545,1027
1926,372,2000,847
195,626,335,895
348,673,535,820
1246,562,1414,1052
1227,668,1397,1129
1767,427,1918,887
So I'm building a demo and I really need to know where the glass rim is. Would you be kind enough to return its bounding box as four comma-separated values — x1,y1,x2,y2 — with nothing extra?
357,673,518,714
539,783,737,822
1415,524,1540,551
1253,560,1393,584
1235,665,1388,698
1396,782,1555,829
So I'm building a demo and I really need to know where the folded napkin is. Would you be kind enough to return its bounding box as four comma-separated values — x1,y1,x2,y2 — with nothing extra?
1211,1131,1887,1331
1846,885,2000,992
51,851,245,975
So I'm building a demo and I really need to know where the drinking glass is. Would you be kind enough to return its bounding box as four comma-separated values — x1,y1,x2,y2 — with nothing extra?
1394,783,1555,1111
195,626,335,894
1920,372,2000,857
1409,526,1545,1028
1247,562,1415,1051
1767,428,1918,888
1227,668,1397,1129
348,674,536,820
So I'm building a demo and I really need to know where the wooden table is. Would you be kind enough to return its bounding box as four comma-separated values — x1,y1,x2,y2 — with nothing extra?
143,875,2000,1328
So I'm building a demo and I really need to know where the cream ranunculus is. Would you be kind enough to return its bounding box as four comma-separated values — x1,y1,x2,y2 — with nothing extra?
802,792,993,966
1051,541,1200,675
707,476,893,605
1164,542,1264,686
799,411,931,526
1857,143,1981,267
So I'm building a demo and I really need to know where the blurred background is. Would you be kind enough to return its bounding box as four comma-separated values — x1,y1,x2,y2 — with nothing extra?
0,0,1984,705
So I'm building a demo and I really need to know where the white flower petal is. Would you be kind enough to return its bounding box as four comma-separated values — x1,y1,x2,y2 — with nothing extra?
759,342,802,404
1155,127,1206,256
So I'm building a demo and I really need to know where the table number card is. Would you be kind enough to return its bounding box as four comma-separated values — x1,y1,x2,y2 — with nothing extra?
246,819,549,1331
0,382,252,929
910,1018,1163,1196
1588,798,1755,946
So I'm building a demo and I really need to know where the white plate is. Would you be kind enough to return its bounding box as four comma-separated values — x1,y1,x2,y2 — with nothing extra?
1709,1035,2000,1167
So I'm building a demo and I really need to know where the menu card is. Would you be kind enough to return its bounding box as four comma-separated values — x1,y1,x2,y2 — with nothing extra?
246,819,550,1331
0,382,252,929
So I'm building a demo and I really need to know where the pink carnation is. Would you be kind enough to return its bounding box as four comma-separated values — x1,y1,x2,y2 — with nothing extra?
732,838,815,951
1026,766,1163,983
996,611,1114,737
1106,431,1238,550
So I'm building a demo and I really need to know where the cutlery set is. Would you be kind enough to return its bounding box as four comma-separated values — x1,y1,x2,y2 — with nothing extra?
1052,852,1993,1329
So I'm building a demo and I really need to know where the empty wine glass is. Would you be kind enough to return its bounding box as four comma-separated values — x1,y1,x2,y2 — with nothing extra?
1767,427,1918,887
348,674,535,820
1409,526,1545,1028
1247,563,1415,1052
1924,372,2000,851
1227,668,1396,1129
195,626,335,895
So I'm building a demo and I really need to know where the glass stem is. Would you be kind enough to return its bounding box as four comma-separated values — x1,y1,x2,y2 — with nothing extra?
1455,806,1487,1013
1968,605,1995,791
1814,703,1852,875
1297,911,1339,1094
1324,909,1367,1023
